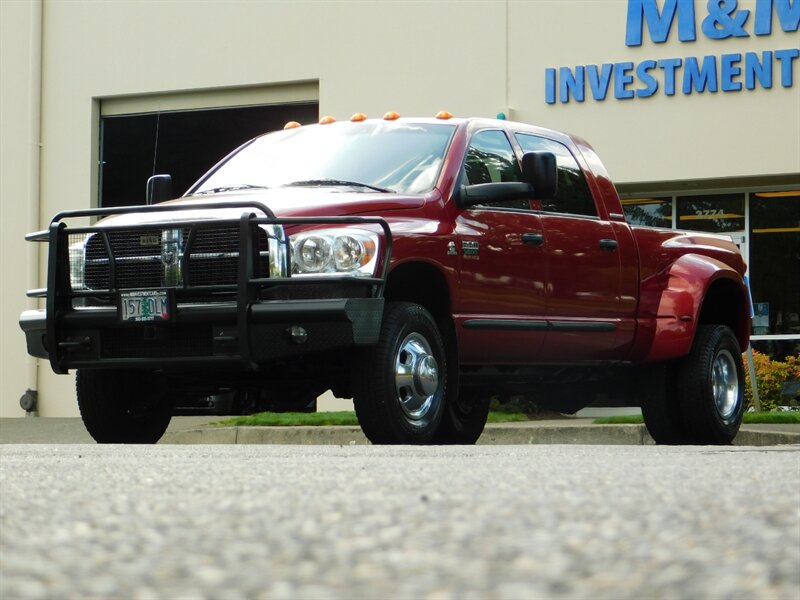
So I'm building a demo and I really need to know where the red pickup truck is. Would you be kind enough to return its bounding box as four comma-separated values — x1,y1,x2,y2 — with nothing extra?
20,115,750,445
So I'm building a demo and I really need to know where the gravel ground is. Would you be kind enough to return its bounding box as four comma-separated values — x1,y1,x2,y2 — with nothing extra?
1,444,798,600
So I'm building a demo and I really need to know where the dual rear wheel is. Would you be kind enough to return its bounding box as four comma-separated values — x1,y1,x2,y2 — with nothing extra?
641,324,745,445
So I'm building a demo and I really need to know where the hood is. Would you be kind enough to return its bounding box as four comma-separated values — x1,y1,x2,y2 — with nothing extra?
98,187,426,227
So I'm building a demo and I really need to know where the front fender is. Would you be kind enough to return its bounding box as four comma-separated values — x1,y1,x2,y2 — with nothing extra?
639,253,747,363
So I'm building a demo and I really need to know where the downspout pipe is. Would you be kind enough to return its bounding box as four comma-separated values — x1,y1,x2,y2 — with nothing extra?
23,0,43,416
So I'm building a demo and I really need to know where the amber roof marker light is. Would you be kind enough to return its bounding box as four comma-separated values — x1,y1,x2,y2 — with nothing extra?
350,113,368,122
383,111,400,120
319,115,337,124
283,121,301,130
435,111,453,119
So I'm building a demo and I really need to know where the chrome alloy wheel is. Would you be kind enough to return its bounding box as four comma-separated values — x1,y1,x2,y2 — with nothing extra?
712,348,740,421
394,332,440,422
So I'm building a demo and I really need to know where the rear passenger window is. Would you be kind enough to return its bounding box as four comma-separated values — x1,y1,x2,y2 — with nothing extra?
515,133,596,217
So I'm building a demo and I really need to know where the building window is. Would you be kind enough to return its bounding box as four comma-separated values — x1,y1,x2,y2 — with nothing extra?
619,188,799,359
100,102,319,207
749,190,800,358
677,193,745,233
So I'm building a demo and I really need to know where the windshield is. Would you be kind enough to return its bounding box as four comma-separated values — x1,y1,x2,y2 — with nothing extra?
189,121,457,196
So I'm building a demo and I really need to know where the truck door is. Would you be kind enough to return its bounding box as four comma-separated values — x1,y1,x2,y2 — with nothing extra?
515,133,630,361
453,129,549,363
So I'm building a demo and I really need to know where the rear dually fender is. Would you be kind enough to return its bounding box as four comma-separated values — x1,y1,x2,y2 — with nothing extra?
633,251,749,363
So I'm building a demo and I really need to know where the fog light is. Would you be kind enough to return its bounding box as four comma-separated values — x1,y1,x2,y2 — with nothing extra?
287,325,308,344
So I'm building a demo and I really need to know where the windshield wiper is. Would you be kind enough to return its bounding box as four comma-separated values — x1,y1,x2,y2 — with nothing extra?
193,184,271,196
283,179,394,193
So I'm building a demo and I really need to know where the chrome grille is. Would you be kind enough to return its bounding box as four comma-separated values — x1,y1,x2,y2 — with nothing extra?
76,225,269,292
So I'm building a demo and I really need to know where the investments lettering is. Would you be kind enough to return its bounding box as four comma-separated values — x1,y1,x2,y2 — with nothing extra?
545,0,800,104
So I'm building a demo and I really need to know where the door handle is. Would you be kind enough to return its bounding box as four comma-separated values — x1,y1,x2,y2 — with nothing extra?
522,233,544,246
599,239,618,251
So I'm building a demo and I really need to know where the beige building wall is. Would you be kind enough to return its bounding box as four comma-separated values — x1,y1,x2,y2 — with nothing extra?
1,0,798,417
1,1,42,418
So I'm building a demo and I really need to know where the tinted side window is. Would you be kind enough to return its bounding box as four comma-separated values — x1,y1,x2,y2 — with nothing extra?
465,130,528,211
515,134,596,217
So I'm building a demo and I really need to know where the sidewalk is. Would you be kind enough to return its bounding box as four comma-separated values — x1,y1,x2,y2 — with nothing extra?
1,417,798,446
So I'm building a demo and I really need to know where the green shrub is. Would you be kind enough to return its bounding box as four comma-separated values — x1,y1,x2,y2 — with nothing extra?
744,350,800,411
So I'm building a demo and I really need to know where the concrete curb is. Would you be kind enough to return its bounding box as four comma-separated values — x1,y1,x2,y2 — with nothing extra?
735,428,800,447
161,425,368,445
2,417,796,446
160,423,800,446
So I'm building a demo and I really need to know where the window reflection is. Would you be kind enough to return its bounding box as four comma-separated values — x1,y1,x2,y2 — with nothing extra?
621,197,672,228
749,191,800,357
465,130,528,211
465,130,522,185
677,194,745,233
514,133,596,217
192,121,456,196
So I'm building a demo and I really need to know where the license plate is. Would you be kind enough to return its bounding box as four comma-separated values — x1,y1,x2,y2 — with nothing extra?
120,290,170,322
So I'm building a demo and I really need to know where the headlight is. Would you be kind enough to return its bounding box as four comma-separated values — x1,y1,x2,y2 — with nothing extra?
290,228,379,276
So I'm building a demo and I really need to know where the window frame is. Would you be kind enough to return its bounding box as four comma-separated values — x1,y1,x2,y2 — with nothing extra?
513,131,599,220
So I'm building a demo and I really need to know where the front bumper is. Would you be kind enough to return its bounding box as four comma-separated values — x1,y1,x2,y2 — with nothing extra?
20,297,384,371
21,200,392,373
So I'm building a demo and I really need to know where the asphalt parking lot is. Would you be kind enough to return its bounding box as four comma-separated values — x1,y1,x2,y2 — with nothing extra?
2,443,798,600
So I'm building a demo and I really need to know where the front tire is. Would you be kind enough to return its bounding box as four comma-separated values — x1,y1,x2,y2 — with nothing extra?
677,325,745,444
353,302,446,444
76,369,173,443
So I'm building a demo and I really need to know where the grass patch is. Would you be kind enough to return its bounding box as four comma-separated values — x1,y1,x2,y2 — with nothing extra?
487,411,530,423
593,415,645,425
742,411,800,424
593,411,800,425
214,411,359,427
214,410,530,427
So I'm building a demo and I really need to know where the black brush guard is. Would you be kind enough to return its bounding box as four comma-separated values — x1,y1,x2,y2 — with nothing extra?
21,201,392,374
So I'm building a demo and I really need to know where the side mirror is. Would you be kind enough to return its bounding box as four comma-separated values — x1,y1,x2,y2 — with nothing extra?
521,152,557,199
460,182,535,207
146,174,173,205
